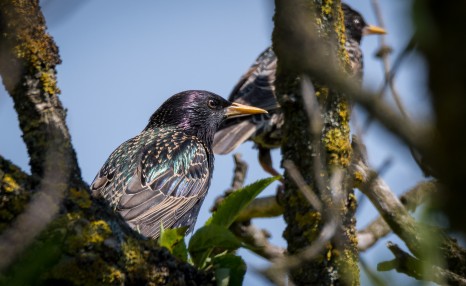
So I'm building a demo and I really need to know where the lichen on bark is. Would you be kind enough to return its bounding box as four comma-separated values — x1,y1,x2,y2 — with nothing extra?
272,0,359,284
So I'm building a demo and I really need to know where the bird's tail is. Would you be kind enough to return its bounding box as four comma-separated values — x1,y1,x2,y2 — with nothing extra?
213,120,258,154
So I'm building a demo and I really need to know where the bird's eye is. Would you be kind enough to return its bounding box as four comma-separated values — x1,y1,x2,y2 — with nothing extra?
207,99,219,109
354,19,360,25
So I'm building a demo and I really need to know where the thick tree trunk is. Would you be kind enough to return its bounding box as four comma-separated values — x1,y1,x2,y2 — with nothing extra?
273,0,359,285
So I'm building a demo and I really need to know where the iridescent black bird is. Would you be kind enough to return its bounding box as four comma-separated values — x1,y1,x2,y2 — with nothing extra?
91,90,267,239
213,3,386,177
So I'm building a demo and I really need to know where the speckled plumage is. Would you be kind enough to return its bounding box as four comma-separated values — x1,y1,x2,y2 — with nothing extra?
91,90,266,239
213,4,385,176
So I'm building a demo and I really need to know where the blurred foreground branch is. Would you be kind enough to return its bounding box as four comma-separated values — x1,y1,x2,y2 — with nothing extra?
379,242,466,285
352,136,466,280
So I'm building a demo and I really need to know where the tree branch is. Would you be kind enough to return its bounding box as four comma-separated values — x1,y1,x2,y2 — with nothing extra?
358,180,438,251
378,242,466,285
351,136,466,278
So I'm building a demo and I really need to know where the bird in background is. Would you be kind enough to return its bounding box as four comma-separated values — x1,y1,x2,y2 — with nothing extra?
213,3,386,177
90,90,267,239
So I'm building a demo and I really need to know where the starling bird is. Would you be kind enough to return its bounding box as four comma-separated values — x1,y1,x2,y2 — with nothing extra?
213,3,386,177
91,90,267,239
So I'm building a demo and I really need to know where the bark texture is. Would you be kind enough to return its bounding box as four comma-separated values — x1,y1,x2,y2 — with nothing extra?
273,1,359,284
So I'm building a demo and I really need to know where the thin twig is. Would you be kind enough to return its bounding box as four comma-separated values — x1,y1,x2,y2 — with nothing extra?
283,160,323,212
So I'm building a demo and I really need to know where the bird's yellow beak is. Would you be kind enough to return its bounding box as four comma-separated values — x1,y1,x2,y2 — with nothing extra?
225,102,268,118
363,25,386,35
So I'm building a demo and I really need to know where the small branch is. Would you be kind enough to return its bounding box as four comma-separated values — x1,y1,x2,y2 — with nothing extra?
370,0,406,118
230,153,248,191
378,242,466,285
358,180,439,251
231,221,285,261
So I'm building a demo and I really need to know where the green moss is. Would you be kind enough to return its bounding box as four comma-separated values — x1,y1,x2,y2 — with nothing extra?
338,249,360,285
296,211,321,241
47,255,125,286
122,238,145,273
69,187,92,209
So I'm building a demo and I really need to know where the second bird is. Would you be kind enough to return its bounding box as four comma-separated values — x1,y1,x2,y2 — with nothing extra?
213,3,386,176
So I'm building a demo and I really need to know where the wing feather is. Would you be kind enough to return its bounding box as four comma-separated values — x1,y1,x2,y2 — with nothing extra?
90,129,211,239
213,47,280,154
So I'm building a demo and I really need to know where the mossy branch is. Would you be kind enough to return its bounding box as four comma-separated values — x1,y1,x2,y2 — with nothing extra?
0,1,212,284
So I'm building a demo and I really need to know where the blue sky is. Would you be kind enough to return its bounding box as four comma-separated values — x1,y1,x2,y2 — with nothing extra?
0,1,430,284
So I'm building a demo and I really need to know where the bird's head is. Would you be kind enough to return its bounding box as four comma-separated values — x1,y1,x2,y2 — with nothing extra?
146,90,267,145
342,3,386,44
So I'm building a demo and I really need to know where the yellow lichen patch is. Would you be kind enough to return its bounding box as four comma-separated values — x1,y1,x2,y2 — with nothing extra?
321,2,333,16
296,211,321,241
2,174,20,192
337,101,351,124
326,244,333,261
69,187,92,209
352,171,365,187
67,220,112,252
332,4,351,72
122,239,145,272
85,221,112,244
323,128,352,166
103,266,125,284
40,70,60,95
347,192,358,211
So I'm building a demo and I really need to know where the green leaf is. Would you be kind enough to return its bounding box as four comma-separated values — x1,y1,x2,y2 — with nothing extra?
213,253,247,286
188,224,242,267
208,176,279,228
158,226,188,261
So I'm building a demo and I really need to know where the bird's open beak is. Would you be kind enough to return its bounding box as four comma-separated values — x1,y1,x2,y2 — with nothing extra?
363,25,386,35
225,102,268,118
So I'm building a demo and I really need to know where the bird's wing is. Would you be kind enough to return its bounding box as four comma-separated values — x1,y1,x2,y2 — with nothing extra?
91,131,211,239
213,47,279,154
228,47,279,110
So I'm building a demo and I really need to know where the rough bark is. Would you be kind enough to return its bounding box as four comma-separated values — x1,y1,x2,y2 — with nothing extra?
0,1,211,285
272,1,359,285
